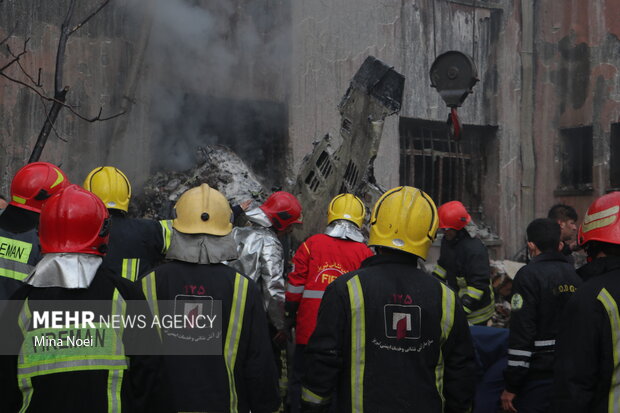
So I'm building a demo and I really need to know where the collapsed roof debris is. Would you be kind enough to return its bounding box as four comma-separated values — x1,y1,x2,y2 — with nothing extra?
130,145,267,219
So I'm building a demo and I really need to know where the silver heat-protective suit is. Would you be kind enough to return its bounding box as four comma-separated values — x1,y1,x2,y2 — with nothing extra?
228,207,285,330
324,219,365,242
25,253,102,288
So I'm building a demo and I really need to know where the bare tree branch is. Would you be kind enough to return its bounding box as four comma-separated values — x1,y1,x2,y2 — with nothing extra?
70,0,111,35
7,41,45,89
1,71,124,123
0,38,29,72
36,95,68,142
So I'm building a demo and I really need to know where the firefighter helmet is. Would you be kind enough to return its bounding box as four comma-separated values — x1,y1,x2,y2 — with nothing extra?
579,191,620,246
327,193,365,228
39,185,110,256
173,184,233,236
83,166,131,212
260,191,303,231
9,162,70,213
438,200,471,230
368,186,438,259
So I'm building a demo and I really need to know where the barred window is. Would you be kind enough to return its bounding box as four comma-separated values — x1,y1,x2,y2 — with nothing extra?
399,117,494,215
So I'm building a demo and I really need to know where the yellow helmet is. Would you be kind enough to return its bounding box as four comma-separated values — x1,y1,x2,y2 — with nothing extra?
83,166,131,212
368,186,438,260
173,183,232,236
327,193,366,228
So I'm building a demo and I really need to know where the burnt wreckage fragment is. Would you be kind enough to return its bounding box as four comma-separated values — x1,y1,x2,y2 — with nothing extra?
292,56,404,239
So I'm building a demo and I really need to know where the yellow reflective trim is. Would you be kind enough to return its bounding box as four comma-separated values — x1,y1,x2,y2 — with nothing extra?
12,195,26,205
0,236,34,264
107,369,123,413
464,286,484,301
347,276,365,413
50,168,65,189
466,300,495,325
159,220,173,253
18,377,32,413
0,267,30,281
302,386,330,404
597,288,620,412
436,283,455,410
121,258,139,282
224,274,248,413
433,265,447,279
141,272,161,339
582,216,617,233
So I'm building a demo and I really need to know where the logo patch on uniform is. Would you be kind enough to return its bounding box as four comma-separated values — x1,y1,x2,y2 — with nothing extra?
384,304,421,340
511,293,524,311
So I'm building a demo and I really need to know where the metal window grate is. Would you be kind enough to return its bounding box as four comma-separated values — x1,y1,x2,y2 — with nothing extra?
399,117,489,213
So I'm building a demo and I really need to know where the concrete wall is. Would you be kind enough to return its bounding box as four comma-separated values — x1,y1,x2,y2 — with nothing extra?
0,0,291,194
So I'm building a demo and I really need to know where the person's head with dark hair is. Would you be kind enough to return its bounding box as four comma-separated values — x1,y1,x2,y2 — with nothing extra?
526,218,561,257
547,204,578,243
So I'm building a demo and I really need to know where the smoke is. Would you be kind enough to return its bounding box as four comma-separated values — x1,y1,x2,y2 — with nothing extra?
123,0,291,180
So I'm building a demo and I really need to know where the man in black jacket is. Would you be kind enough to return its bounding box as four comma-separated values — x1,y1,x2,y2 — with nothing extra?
433,200,495,325
83,166,172,281
500,218,581,413
0,162,70,301
301,187,476,413
139,183,280,413
0,185,168,413
554,191,620,413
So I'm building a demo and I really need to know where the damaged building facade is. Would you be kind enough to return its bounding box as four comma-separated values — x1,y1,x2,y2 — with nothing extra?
1,0,619,259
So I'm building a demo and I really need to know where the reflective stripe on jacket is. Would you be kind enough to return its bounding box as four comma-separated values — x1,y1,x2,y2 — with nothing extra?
302,253,476,413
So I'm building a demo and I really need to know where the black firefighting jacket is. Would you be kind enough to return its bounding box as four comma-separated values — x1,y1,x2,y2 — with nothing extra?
0,267,170,413
139,261,280,413
553,256,620,413
434,230,495,325
102,213,172,281
302,253,476,413
503,251,581,393
0,207,42,300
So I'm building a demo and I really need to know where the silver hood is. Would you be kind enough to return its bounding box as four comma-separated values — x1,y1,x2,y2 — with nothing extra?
25,253,102,289
324,220,365,243
165,229,239,264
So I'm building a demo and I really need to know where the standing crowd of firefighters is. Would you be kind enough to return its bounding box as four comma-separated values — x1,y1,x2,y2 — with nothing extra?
0,161,619,413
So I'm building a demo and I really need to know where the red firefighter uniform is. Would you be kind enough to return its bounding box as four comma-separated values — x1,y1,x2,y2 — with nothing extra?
286,233,373,344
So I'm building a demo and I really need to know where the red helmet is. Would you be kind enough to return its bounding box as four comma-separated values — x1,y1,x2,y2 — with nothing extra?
438,200,471,230
10,162,70,213
259,191,303,231
579,192,620,246
39,185,110,256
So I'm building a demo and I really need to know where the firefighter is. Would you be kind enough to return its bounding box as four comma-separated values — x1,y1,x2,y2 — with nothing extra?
301,186,476,413
139,184,280,412
433,200,495,325
0,184,168,413
0,162,70,300
553,191,620,413
500,218,581,413
227,191,302,409
83,166,172,281
286,193,373,413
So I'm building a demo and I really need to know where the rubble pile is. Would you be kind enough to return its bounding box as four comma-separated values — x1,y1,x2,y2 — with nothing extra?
130,145,267,220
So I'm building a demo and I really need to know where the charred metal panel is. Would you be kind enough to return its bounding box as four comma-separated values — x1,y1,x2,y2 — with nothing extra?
292,56,404,239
